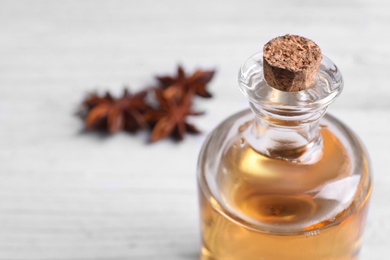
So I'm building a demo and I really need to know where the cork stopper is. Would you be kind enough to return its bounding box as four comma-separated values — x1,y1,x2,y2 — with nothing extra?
263,35,322,92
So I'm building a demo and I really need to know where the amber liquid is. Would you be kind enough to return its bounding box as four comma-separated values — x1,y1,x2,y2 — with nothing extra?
199,128,371,260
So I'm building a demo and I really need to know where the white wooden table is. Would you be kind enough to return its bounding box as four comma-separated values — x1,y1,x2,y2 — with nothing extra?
0,1,389,259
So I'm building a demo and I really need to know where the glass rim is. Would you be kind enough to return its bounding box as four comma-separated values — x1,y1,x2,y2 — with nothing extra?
238,52,344,113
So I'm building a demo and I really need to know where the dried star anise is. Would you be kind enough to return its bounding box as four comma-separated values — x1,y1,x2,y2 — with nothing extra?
156,65,215,98
145,88,203,142
79,65,216,142
81,89,149,133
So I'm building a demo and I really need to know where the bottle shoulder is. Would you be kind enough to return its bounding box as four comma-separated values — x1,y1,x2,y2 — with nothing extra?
198,109,372,233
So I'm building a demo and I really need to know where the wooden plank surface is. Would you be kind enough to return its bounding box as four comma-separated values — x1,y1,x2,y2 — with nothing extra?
0,0,389,259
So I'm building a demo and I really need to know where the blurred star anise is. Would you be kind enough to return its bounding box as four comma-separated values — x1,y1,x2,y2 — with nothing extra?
81,89,149,133
145,88,203,142
79,65,216,142
156,65,215,98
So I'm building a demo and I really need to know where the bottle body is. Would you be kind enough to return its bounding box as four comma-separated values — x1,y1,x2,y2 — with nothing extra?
197,109,371,260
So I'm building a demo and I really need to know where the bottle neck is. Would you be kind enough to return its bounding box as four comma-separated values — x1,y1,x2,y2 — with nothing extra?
245,102,326,163
238,52,343,163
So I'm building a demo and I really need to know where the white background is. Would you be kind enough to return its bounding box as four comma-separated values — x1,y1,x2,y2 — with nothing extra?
0,0,389,259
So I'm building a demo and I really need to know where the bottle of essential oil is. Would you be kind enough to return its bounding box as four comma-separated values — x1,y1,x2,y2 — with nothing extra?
197,35,372,260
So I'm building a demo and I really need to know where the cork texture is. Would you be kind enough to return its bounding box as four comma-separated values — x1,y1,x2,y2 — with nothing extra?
263,34,322,92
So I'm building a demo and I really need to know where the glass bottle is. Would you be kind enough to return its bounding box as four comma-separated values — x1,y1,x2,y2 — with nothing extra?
197,37,372,260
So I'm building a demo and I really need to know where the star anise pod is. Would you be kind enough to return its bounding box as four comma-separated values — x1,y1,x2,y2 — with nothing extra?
145,88,203,142
81,89,149,133
156,65,215,98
